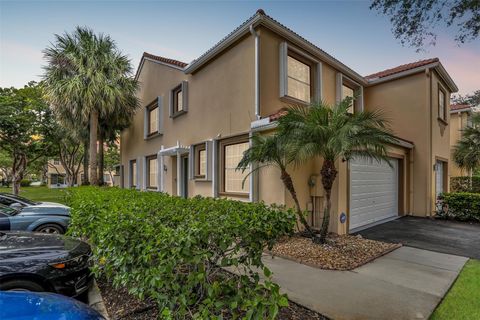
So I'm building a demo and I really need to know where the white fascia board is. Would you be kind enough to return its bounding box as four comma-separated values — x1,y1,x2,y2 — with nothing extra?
366,63,439,86
159,145,190,156
184,15,366,85
450,108,472,114
251,117,271,129
250,120,278,133
135,57,186,81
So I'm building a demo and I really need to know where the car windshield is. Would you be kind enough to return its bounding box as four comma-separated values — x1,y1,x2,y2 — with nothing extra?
1,193,38,205
0,204,20,216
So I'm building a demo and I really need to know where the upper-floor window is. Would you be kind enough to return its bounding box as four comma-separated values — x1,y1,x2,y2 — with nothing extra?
220,137,250,196
170,81,188,118
148,104,158,135
144,97,163,139
337,74,363,114
438,88,446,121
146,155,157,189
280,42,322,104
53,159,60,165
287,55,311,102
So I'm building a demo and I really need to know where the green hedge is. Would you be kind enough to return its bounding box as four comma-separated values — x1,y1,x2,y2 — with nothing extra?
450,176,480,193
66,187,295,319
20,179,31,187
437,192,480,222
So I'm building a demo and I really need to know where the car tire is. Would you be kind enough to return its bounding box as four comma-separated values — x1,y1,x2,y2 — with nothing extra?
0,279,45,292
34,223,64,234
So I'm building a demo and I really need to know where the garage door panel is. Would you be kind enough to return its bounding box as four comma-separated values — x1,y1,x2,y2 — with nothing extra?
349,157,398,230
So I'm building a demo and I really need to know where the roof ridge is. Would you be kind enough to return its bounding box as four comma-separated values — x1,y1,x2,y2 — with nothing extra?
365,58,439,80
142,52,188,68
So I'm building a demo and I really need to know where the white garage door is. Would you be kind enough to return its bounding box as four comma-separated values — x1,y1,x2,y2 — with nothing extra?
349,157,398,231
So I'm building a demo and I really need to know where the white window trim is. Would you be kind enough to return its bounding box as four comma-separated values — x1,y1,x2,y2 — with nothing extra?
336,73,364,112
279,42,322,104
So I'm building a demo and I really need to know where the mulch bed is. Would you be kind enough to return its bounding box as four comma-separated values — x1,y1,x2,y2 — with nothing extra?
269,234,401,271
97,279,327,319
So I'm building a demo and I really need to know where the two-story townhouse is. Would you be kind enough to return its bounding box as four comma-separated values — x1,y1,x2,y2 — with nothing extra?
120,10,458,234
449,104,476,178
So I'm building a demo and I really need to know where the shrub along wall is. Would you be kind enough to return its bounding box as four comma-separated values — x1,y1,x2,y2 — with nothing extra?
66,187,296,319
437,192,480,222
450,176,480,193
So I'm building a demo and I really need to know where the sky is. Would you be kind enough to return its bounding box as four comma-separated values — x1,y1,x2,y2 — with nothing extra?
0,0,479,95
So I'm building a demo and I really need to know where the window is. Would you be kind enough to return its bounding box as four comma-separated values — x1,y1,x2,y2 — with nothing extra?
220,137,250,195
53,159,60,165
194,144,207,178
51,174,65,185
170,82,188,117
148,104,158,135
438,88,446,121
342,84,355,114
287,55,311,102
146,155,157,189
337,74,363,114
130,160,137,188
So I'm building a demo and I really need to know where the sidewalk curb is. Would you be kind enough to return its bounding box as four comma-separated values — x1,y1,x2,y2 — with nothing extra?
88,280,110,319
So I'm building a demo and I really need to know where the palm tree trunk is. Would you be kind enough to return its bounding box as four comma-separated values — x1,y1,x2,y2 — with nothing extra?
82,139,89,185
280,169,315,238
98,133,104,185
318,159,338,244
89,111,99,185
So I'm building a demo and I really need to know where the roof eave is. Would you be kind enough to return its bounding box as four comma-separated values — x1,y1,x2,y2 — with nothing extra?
184,14,366,85
367,62,458,93
450,107,472,114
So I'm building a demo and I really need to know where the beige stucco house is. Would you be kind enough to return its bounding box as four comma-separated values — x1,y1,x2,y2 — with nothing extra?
47,160,115,188
119,10,458,234
449,104,476,178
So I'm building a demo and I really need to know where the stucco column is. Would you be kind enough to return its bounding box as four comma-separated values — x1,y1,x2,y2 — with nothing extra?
176,151,182,196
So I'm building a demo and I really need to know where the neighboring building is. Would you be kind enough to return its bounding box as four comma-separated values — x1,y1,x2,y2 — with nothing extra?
47,160,115,188
449,104,475,178
119,10,458,234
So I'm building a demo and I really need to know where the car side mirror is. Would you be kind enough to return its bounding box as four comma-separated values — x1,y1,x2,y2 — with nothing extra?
9,203,23,209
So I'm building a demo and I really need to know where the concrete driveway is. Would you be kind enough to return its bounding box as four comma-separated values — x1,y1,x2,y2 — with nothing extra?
262,246,467,320
357,216,480,259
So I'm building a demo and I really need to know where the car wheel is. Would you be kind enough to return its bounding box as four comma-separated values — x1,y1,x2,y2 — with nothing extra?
0,279,45,292
35,224,64,234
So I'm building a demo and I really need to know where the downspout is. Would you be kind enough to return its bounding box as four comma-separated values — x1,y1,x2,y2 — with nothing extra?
249,24,260,120
249,24,260,202
428,68,433,216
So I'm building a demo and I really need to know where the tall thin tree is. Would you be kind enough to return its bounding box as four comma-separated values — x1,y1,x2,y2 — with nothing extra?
43,27,139,185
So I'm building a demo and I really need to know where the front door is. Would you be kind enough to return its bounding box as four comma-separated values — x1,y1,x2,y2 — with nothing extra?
181,156,188,198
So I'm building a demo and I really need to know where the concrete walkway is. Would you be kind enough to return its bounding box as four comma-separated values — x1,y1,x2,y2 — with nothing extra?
263,246,468,320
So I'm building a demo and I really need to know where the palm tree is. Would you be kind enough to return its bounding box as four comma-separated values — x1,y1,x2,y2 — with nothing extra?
278,98,398,243
453,113,480,173
237,134,315,237
43,27,139,185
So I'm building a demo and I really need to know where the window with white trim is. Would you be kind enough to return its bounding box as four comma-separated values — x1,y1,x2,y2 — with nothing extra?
130,160,137,188
337,74,363,114
287,55,311,102
438,88,446,121
220,138,250,195
170,81,188,118
146,155,157,189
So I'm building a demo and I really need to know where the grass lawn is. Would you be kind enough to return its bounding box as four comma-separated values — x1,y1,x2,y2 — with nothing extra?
0,186,69,204
430,259,480,320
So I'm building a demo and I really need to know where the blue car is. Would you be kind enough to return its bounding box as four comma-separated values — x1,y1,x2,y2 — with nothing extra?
0,291,104,320
0,204,70,234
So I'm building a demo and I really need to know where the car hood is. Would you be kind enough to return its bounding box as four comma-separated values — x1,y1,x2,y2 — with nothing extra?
0,232,90,264
34,202,70,209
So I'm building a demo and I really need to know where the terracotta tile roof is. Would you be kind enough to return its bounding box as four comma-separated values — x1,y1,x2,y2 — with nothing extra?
142,52,188,68
365,58,439,81
268,108,288,121
450,103,471,111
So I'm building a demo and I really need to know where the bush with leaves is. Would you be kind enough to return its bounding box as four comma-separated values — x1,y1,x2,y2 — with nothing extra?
66,187,295,319
450,176,480,193
437,192,480,222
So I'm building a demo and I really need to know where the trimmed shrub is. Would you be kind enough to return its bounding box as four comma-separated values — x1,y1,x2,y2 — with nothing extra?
437,192,480,222
450,176,480,193
20,179,31,187
66,187,295,319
